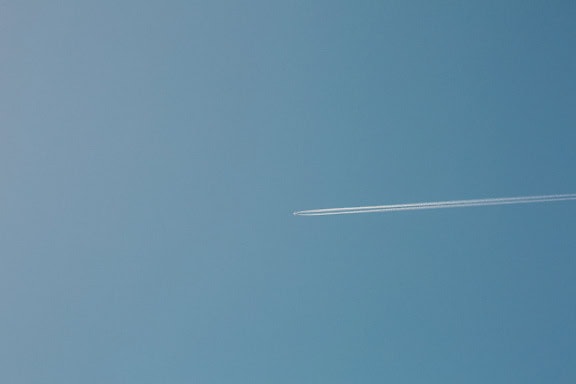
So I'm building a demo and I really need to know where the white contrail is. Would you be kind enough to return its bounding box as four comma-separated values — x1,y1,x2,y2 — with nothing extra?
293,193,576,216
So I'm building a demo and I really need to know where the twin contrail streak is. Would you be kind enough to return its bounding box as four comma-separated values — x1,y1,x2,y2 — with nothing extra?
293,193,576,216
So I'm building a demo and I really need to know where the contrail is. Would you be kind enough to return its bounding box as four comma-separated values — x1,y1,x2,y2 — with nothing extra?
293,193,576,216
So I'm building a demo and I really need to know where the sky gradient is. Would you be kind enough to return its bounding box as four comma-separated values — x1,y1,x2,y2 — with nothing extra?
1,1,575,383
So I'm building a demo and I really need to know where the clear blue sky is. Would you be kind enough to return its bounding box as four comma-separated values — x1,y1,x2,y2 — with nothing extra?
1,1,575,383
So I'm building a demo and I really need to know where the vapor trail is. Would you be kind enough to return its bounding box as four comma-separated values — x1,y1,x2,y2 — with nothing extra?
293,193,576,216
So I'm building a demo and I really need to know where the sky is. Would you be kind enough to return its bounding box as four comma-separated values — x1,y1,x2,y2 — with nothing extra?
1,1,575,383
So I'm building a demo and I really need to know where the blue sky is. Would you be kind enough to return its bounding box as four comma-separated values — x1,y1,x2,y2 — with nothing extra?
1,1,575,383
